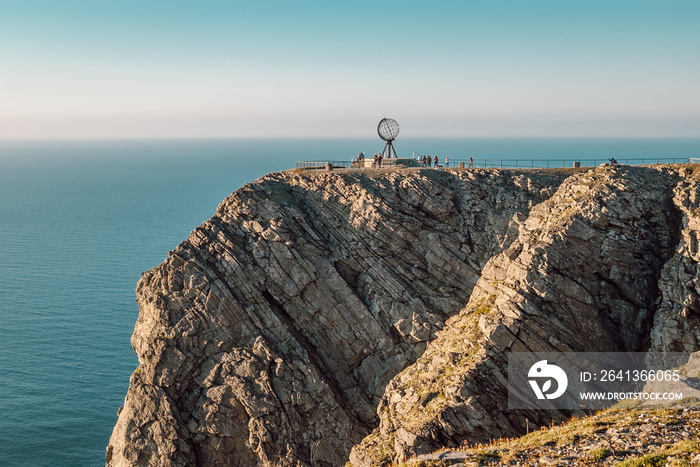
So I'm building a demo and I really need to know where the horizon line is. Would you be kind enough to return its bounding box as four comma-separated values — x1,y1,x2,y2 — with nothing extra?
3,135,700,142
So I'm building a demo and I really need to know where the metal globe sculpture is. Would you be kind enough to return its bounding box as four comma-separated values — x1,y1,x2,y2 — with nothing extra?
377,118,399,158
378,118,400,141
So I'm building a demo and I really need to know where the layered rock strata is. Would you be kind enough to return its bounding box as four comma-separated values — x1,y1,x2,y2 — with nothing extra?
109,165,700,467
107,168,568,466
350,165,684,464
652,170,700,353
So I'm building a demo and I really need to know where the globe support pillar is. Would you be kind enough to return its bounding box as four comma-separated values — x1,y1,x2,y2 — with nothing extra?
382,140,397,158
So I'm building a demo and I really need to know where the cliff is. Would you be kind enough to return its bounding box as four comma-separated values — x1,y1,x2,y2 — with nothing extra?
107,165,700,466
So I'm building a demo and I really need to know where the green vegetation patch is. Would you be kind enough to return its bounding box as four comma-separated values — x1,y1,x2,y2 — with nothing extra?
406,408,700,467
354,429,396,467
613,454,668,467
665,440,700,456
585,446,612,462
471,294,496,316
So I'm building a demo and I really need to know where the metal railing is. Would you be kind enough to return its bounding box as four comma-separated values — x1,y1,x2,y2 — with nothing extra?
297,157,693,170
439,157,691,169
296,160,353,169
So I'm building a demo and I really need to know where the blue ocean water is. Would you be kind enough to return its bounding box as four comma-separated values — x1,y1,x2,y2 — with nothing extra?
0,137,699,466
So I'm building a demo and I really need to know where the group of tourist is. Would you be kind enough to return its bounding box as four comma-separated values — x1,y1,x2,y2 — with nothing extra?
353,152,366,165
419,155,439,167
347,154,623,170
372,153,384,168
417,154,473,168
351,152,385,168
351,152,477,169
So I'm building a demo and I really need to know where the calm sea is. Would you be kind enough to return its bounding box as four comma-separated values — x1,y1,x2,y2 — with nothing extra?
1,137,698,466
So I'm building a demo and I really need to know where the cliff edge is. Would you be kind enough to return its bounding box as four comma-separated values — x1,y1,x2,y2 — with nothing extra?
107,165,700,466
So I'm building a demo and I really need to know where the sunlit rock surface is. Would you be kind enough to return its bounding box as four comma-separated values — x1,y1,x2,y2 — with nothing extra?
107,165,700,466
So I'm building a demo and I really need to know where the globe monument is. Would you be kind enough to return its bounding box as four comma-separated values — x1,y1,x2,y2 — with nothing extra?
377,118,400,158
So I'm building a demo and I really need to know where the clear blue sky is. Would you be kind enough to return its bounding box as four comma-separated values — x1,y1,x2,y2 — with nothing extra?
1,0,699,138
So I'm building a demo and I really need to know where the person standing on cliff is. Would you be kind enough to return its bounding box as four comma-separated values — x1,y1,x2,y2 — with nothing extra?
427,155,432,167
377,153,383,168
469,156,473,168
433,155,438,167
445,155,449,167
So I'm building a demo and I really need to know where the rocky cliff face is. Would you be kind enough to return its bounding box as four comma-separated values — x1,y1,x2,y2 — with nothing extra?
107,165,700,467
652,172,700,353
107,168,567,466
349,165,682,464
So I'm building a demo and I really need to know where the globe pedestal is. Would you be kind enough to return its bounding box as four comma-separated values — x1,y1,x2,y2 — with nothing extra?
356,158,420,169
